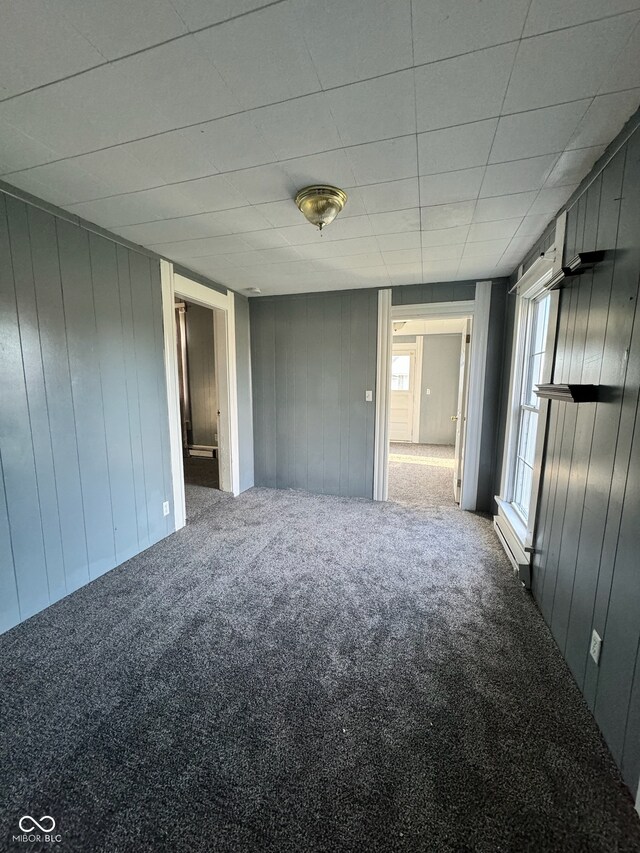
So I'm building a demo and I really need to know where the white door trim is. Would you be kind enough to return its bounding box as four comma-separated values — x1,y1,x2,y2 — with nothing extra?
412,336,423,442
373,289,392,501
160,263,241,531
373,287,491,510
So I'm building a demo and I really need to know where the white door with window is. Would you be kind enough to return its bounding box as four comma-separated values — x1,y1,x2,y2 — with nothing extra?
389,346,416,442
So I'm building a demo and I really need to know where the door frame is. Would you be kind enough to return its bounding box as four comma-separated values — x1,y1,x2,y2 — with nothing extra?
390,340,423,443
373,283,492,510
160,260,240,531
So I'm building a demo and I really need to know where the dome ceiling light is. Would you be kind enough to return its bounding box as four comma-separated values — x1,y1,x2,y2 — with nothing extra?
294,185,348,231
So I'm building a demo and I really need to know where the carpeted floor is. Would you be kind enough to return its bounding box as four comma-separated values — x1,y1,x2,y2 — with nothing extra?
388,442,457,508
1,484,640,852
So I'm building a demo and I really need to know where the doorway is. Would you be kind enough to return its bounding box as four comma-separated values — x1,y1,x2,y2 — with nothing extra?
175,298,220,496
161,262,241,532
388,318,470,509
373,285,492,511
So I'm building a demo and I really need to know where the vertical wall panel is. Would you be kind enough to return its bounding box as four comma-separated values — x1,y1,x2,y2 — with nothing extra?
90,233,139,565
1,187,178,633
234,294,255,493
0,196,50,619
5,197,66,602
29,206,89,594
57,219,115,580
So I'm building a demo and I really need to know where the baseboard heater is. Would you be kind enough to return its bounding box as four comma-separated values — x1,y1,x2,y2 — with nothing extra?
493,514,531,589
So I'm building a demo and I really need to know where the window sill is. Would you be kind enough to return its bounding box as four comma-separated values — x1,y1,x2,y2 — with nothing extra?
493,497,529,568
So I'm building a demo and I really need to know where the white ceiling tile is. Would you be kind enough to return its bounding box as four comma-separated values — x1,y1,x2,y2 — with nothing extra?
295,236,380,259
523,0,640,36
231,246,305,266
368,208,421,235
566,90,640,149
117,131,220,185
422,244,465,261
55,147,171,196
421,201,475,230
167,174,249,213
528,186,576,214
55,0,187,59
169,0,270,30
468,218,523,242
180,113,276,172
381,248,422,265
514,214,554,237
358,179,419,214
249,94,342,160
224,163,294,204
480,154,558,197
195,2,320,109
0,0,104,99
295,0,413,89
386,263,424,285
376,232,422,252
346,137,417,185
489,101,591,163
322,252,385,269
326,71,416,147
503,14,640,113
116,37,242,129
418,120,497,175
308,215,373,243
254,199,307,228
275,224,323,246
2,159,112,205
599,23,640,93
210,206,273,233
0,120,60,174
544,146,606,187
421,225,470,247
113,214,236,245
420,168,484,206
420,259,462,277
281,150,356,194
463,238,510,258
412,0,530,64
152,233,253,258
68,193,173,228
456,258,497,277
239,229,292,250
415,43,518,132
473,192,537,221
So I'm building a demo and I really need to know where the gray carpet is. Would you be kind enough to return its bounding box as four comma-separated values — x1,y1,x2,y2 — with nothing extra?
1,485,640,852
388,442,457,509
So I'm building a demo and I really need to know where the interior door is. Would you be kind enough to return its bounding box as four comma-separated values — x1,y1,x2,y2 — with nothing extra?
453,320,471,502
389,347,416,442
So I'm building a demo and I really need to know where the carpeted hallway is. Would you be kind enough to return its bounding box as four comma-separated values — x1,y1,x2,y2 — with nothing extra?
388,442,457,509
1,484,639,852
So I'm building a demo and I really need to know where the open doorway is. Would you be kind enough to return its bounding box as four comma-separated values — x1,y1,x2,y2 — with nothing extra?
175,298,220,495
388,317,471,509
373,286,491,511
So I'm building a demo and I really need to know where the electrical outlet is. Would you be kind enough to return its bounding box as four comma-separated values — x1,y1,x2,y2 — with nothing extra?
590,629,602,665
162,501,170,517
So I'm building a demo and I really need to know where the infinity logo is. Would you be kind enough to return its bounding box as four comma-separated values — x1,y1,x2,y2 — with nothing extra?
18,815,56,833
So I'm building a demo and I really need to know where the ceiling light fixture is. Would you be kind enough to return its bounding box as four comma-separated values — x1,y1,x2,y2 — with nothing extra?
295,185,348,231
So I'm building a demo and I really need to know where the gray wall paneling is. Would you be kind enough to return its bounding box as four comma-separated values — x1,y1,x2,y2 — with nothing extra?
250,290,377,499
520,125,640,792
0,188,174,633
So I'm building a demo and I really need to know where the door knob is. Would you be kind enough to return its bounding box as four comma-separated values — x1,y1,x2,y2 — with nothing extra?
451,415,458,421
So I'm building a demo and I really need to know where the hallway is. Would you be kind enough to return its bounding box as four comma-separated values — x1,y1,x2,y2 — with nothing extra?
388,443,457,509
1,484,638,852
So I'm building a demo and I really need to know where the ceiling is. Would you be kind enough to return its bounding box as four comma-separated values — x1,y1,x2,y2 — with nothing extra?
1,0,639,297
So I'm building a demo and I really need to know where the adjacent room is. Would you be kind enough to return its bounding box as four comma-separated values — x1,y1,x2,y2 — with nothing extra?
1,2,640,851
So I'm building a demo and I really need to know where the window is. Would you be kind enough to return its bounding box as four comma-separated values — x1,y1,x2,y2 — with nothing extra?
391,354,411,391
511,294,550,523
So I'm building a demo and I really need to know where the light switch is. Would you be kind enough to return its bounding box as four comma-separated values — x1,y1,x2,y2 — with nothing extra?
365,390,373,402
426,388,431,395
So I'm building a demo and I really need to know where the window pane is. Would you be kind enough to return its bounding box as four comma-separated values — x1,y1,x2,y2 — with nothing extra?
391,355,410,391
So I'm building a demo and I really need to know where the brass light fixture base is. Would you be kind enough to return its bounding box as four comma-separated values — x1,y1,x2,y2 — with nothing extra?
295,185,348,230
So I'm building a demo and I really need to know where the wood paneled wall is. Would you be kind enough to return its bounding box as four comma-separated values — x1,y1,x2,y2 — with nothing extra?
250,289,378,498
0,191,173,634
530,126,640,791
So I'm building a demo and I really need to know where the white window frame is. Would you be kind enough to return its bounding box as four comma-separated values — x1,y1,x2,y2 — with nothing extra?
495,213,566,568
